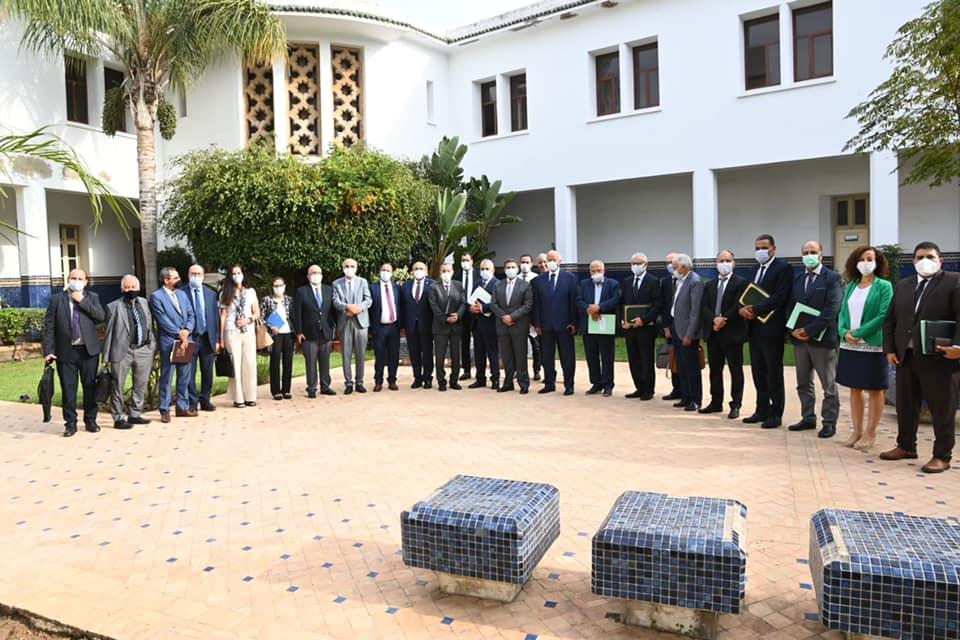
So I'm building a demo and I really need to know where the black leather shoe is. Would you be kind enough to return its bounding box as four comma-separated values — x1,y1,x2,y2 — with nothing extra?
234,402,245,408
563,389,574,396
497,384,515,393
742,414,766,424
698,404,723,414
673,400,687,408
307,390,317,398
85,422,101,433
586,386,601,395
662,392,682,401
199,401,216,412
468,380,486,389
114,420,132,430
344,385,354,395
818,425,836,439
127,416,151,425
519,387,529,394
283,393,292,400
625,391,643,398
602,388,612,397
727,407,740,420
422,381,432,390
788,421,817,432
321,388,336,396
490,381,499,390
684,402,700,412
244,401,257,407
533,372,541,381
449,382,462,390
640,394,654,401
63,425,77,438
459,372,471,381
438,381,447,391
538,385,556,394
411,380,423,389
761,417,782,429
355,384,367,394
273,394,283,401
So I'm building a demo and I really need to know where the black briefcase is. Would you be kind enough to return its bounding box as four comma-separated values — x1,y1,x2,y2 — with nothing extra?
656,344,671,370
215,351,234,378
95,367,114,404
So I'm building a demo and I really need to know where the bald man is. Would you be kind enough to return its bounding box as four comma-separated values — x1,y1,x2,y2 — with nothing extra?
103,275,155,429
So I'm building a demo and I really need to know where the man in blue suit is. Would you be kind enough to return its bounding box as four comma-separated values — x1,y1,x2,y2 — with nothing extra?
185,264,219,412
370,262,402,392
532,249,578,395
400,261,434,389
577,260,621,396
469,258,500,389
457,252,482,381
786,240,843,439
149,267,196,423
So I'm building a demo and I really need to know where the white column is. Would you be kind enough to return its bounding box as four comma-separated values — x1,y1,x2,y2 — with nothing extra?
317,39,335,156
619,43,633,112
15,185,52,307
692,170,719,261
554,185,578,264
869,151,900,247
496,74,511,135
779,4,793,86
272,56,290,154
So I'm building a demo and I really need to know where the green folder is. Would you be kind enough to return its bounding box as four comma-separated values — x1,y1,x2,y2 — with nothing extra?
738,283,774,323
786,302,826,341
623,304,651,324
920,320,957,355
588,314,617,335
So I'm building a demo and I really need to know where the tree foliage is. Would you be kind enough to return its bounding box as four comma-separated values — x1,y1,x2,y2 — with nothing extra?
161,144,436,288
845,0,960,186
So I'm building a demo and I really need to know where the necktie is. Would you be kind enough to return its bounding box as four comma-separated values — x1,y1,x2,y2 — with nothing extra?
71,301,81,342
314,287,323,309
385,284,396,322
716,279,726,316
194,288,206,334
131,300,144,346
804,273,815,295
635,276,641,291
551,272,557,289
506,280,514,304
914,278,928,312
414,280,422,302
756,265,766,284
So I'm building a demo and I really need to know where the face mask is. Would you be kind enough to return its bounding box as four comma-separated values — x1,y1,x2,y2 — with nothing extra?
716,262,734,276
504,267,519,279
631,264,646,276
547,260,559,272
67,279,85,292
273,286,285,296
380,271,392,283
480,270,493,282
232,273,243,285
916,257,940,278
122,290,139,301
413,269,426,280
189,275,203,288
755,249,770,264
591,273,604,283
309,274,322,285
440,272,452,283
520,263,531,274
666,264,676,277
343,267,356,278
857,261,876,276
461,261,472,271
802,254,821,269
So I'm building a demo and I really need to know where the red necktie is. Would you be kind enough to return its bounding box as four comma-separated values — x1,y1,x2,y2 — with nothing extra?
414,280,422,302
386,284,396,322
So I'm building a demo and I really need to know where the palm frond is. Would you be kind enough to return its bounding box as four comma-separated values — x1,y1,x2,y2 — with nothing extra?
2,0,131,59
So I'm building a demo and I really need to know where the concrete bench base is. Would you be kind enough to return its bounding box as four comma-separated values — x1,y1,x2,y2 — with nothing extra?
621,601,719,640
438,573,523,603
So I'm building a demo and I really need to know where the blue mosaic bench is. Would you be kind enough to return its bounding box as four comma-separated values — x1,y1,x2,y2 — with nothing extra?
592,492,748,638
401,475,560,600
810,509,960,640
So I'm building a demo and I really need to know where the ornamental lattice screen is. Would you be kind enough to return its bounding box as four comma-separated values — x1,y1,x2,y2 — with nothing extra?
287,44,321,155
331,46,363,147
244,62,274,145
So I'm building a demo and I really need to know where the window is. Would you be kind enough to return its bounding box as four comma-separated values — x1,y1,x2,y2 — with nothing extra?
59,225,82,278
480,80,497,137
426,80,436,123
744,14,780,90
595,51,620,116
794,2,833,81
509,74,527,131
104,67,126,132
64,56,89,123
632,42,659,109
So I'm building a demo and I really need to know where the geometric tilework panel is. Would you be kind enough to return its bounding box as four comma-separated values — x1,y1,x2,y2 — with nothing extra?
287,43,321,156
331,46,363,148
244,62,274,146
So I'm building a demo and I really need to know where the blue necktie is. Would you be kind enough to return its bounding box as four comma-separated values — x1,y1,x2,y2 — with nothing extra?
315,288,323,309
194,288,206,334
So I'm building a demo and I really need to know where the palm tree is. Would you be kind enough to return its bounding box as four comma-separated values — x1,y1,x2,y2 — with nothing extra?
1,0,286,291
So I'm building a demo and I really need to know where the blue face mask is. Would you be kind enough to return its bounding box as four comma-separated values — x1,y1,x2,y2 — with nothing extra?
189,276,203,288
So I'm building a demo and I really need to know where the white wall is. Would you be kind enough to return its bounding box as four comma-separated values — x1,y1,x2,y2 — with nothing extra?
0,190,20,278
576,174,692,262
899,179,960,253
45,191,136,280
487,188,554,262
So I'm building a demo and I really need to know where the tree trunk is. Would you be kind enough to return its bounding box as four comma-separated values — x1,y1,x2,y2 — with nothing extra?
135,99,159,293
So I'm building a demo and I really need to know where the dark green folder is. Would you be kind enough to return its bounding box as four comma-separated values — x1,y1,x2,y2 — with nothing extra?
920,320,957,355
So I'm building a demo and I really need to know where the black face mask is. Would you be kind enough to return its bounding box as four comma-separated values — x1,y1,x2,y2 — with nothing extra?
123,290,140,301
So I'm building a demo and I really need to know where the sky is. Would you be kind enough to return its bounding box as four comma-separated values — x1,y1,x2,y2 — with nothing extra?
369,0,535,30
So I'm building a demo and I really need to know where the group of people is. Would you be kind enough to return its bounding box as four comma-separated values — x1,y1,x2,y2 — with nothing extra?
41,236,960,473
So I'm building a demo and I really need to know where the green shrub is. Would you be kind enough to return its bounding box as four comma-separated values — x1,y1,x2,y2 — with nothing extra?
157,245,195,282
0,308,45,344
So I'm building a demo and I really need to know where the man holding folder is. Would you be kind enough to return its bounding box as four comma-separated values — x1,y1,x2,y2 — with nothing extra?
578,260,620,396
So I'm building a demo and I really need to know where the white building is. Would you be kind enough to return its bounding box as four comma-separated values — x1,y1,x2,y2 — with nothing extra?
0,0,956,307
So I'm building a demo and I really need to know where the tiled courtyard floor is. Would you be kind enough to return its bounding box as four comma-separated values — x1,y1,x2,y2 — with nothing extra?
0,363,955,640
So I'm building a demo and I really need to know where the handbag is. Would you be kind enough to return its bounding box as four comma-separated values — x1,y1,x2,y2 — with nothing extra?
667,343,706,374
95,366,114,404
256,321,273,350
656,343,671,370
215,351,235,378
38,364,54,423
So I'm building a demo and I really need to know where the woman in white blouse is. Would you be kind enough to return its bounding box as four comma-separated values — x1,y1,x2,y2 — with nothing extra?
219,264,260,408
260,276,294,401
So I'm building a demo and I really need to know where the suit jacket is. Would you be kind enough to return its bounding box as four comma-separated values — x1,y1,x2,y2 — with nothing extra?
149,287,195,351
183,284,220,347
400,278,434,335
746,257,794,337
428,280,467,335
457,268,482,328
659,275,676,331
491,277,534,337
532,270,578,332
475,276,500,335
43,290,105,359
292,284,335,341
103,296,155,363
671,272,705,341
788,267,843,348
620,273,662,328
576,277,621,336
369,280,402,335
884,271,960,365
332,276,373,330
701,275,748,346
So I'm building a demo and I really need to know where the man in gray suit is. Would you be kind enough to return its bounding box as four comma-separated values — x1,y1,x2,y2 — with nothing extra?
103,275,156,430
428,262,467,391
670,253,705,411
491,258,534,394
332,257,372,394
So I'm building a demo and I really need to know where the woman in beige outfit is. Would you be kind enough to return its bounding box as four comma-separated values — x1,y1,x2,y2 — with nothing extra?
219,264,260,407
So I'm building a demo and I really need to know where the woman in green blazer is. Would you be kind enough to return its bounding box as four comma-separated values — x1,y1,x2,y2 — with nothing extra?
836,246,894,451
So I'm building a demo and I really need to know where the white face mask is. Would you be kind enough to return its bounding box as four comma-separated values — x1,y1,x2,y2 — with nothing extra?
273,286,285,296
856,261,876,276
440,272,452,284
461,261,472,271
591,273,604,283
309,273,322,285
232,273,243,285
413,269,426,281
380,271,392,283
916,257,940,278
343,267,356,278
755,249,770,264
716,261,734,276
519,263,531,274
547,260,559,272
480,270,493,282
631,264,646,276
666,264,676,277
504,267,519,279
67,279,85,292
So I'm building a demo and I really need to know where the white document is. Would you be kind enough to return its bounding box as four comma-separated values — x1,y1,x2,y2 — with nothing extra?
468,287,492,305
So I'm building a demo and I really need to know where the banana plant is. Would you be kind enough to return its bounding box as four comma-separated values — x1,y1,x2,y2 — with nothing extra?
459,176,519,263
429,188,478,278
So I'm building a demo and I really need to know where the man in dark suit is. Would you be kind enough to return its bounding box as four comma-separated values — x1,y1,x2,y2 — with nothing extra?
103,275,154,430
293,264,336,398
457,252,482,381
185,264,219,412
786,241,844,438
468,259,500,389
519,254,542,381
670,254,705,411
492,259,534,394
660,251,682,401
881,241,960,474
621,252,662,400
369,262,401,392
149,266,196,423
699,251,748,419
43,268,106,437
429,262,467,391
577,260,621,396
532,249,578,395
739,234,793,429
400,261,434,389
